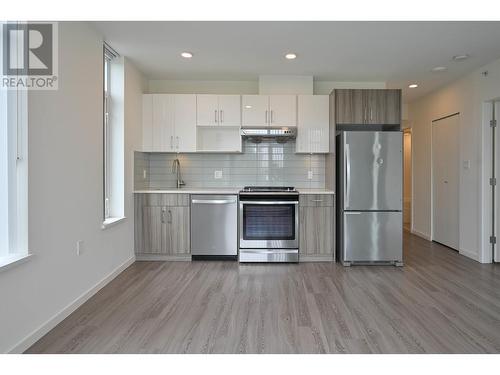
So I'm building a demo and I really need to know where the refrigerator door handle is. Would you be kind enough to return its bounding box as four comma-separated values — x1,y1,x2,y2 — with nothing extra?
345,143,351,209
344,212,361,215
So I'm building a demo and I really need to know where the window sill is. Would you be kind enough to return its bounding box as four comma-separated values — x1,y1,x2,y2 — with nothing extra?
102,216,126,230
0,253,32,273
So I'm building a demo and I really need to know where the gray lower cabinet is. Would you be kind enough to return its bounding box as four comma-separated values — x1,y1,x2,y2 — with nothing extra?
135,194,190,258
299,194,335,261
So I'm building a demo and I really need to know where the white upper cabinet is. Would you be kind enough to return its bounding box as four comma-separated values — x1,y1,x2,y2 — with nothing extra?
196,95,219,126
174,94,197,152
242,95,297,127
296,95,329,154
197,94,241,127
142,94,153,151
218,95,241,126
242,95,269,126
152,94,174,152
143,94,196,152
269,95,296,127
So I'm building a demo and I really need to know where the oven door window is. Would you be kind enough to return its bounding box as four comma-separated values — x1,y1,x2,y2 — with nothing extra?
243,204,295,240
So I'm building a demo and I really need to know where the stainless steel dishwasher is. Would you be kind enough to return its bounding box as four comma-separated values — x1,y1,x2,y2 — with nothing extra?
191,195,238,260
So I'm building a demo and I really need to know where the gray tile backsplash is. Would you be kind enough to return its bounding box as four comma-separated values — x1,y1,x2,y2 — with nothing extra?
135,141,326,190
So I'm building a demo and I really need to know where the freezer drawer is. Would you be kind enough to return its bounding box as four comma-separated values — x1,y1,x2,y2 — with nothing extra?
343,211,402,263
191,195,238,257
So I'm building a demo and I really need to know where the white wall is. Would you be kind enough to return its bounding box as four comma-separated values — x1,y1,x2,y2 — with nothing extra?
0,22,146,353
148,79,386,95
314,81,386,94
148,80,259,94
409,57,500,263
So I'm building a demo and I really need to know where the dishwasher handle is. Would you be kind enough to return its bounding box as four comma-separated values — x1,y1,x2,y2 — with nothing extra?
191,199,237,205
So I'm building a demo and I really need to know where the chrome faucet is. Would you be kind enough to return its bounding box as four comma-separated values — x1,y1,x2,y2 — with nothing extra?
172,158,185,189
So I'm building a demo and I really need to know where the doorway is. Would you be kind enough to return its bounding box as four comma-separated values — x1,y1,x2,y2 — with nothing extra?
432,113,460,250
403,128,412,232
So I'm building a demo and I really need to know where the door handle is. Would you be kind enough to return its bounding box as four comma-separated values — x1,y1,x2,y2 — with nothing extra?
345,143,351,208
220,110,223,123
192,199,236,204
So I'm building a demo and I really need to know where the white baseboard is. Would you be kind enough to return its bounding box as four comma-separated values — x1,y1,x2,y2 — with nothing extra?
411,229,431,241
8,255,135,354
459,249,480,262
135,254,191,261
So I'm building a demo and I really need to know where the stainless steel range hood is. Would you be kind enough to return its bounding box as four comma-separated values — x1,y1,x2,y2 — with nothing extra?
240,127,297,143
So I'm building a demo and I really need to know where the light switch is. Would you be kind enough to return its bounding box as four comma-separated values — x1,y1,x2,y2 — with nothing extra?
214,170,223,179
76,240,84,256
307,170,313,180
463,160,471,170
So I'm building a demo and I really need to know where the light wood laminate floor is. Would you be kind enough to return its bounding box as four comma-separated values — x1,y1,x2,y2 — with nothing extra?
27,232,500,353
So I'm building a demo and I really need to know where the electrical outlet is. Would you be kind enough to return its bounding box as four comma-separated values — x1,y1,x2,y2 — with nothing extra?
76,240,84,256
214,170,223,179
463,160,471,170
143,169,147,179
307,170,313,180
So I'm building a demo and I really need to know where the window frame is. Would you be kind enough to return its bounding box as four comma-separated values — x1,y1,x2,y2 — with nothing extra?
0,22,29,268
102,42,125,229
103,50,112,220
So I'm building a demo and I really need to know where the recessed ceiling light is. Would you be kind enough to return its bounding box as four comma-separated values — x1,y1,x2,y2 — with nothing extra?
285,53,297,60
181,52,193,59
409,84,418,88
452,54,469,61
431,66,447,72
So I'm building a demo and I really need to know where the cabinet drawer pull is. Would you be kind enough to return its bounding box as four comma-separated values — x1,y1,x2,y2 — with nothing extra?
265,110,268,124
220,110,223,123
168,209,173,224
271,110,274,124
176,136,179,149
215,109,218,123
311,199,323,202
161,208,166,223
170,135,174,149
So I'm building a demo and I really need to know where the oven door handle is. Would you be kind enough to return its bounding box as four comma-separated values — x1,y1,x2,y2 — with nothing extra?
239,201,299,205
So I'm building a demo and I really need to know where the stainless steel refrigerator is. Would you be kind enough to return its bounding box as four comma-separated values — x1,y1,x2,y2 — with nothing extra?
336,131,403,266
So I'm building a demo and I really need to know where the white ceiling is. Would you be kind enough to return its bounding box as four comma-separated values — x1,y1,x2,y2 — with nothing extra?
92,21,500,101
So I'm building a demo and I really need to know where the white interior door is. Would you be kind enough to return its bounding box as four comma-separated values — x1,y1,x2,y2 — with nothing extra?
432,114,459,250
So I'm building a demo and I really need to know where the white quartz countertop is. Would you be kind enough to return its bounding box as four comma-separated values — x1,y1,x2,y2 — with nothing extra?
134,188,334,195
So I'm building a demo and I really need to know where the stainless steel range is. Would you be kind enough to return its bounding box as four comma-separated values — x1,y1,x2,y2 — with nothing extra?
239,186,299,263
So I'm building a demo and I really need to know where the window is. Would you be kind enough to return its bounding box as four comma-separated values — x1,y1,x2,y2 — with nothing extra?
102,43,125,228
0,24,29,267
